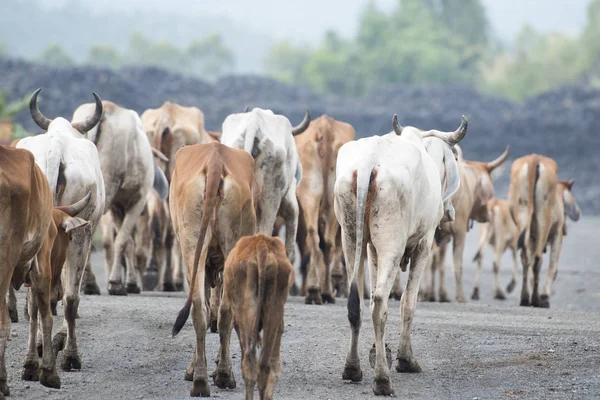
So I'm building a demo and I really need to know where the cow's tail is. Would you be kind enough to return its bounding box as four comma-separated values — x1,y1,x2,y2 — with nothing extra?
172,165,223,337
45,151,66,203
244,127,258,157
254,241,273,349
518,159,540,250
347,166,375,329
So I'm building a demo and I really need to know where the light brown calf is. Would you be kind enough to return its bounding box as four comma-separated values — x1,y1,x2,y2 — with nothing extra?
170,142,256,397
294,115,355,304
471,198,519,300
420,146,509,302
508,154,580,308
215,234,294,400
0,146,89,398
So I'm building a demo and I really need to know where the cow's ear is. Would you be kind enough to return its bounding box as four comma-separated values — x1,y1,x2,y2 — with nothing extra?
61,216,89,233
563,189,581,222
442,146,460,202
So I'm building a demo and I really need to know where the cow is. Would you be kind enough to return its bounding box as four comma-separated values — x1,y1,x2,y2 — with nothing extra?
293,115,355,304
72,100,168,296
508,154,580,308
214,234,294,400
221,108,309,265
335,114,467,396
18,88,106,371
170,142,257,397
140,102,212,292
420,145,510,303
0,145,90,397
471,198,520,300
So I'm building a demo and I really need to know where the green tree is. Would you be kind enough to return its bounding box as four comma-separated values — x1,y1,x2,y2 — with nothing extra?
37,42,74,67
264,40,312,85
0,91,28,120
86,44,121,68
187,33,235,80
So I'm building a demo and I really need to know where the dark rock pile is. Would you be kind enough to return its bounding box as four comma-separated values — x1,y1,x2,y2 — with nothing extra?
1,57,597,213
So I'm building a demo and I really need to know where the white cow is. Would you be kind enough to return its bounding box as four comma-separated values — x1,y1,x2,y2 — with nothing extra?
220,107,309,264
334,114,467,396
16,88,106,371
72,101,168,296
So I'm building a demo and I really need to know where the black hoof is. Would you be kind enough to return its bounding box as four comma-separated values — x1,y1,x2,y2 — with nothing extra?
108,282,127,296
289,283,299,297
175,282,184,292
520,296,530,307
162,282,177,292
438,293,450,303
190,378,211,397
61,353,82,371
305,289,323,305
389,291,402,301
395,357,422,373
50,300,58,316
531,294,541,308
213,369,236,389
39,368,61,389
471,288,480,301
21,360,39,381
506,280,516,293
321,292,336,304
0,378,9,396
209,317,218,333
539,294,550,308
369,343,392,369
83,282,101,295
372,376,395,396
494,290,506,300
37,342,43,358
142,270,159,291
126,283,141,294
8,306,18,323
342,364,363,382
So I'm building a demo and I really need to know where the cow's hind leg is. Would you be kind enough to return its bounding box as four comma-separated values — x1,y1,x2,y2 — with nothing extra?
506,247,518,293
492,248,506,300
7,287,17,323
213,286,235,389
34,280,60,388
22,287,40,382
540,233,562,308
125,237,141,294
396,239,430,375
82,258,101,295
0,277,10,398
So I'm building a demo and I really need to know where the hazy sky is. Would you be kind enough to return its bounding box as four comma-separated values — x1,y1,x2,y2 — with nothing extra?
41,0,590,42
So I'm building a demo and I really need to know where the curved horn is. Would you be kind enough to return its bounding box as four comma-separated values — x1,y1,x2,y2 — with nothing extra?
486,145,510,171
243,105,250,112
29,88,53,131
291,108,311,136
421,115,468,145
72,92,103,133
152,147,169,162
56,191,92,217
392,114,403,136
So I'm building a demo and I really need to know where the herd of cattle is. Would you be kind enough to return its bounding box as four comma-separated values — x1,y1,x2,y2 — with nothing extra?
0,88,581,399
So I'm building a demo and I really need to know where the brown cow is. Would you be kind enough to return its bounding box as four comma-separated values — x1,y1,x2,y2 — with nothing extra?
508,154,580,308
0,146,89,397
170,142,256,397
141,102,212,292
471,198,520,300
420,146,509,302
215,234,294,400
294,115,355,304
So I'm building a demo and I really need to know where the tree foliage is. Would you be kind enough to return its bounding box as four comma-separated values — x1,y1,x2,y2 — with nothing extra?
0,91,29,120
38,42,74,67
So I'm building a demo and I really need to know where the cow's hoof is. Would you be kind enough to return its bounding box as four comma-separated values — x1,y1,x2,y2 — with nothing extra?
61,353,82,371
175,282,184,292
209,317,218,333
471,288,480,301
190,378,210,397
506,279,516,293
108,282,127,296
456,294,467,303
213,368,236,389
142,270,159,291
372,376,395,396
305,289,322,305
342,363,363,382
321,292,336,304
52,331,66,354
8,306,18,323
50,300,58,316
395,357,422,373
494,290,506,300
531,294,541,307
21,360,39,381
162,282,177,292
369,343,392,369
37,342,43,358
520,296,530,307
389,291,402,301
289,283,299,297
438,292,450,303
126,283,141,294
539,294,550,308
39,368,61,389
0,378,9,396
83,282,101,295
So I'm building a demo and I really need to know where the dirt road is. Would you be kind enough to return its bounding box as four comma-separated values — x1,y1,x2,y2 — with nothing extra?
5,218,600,399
